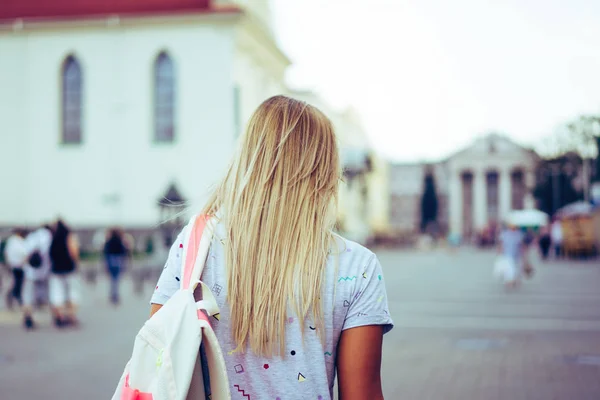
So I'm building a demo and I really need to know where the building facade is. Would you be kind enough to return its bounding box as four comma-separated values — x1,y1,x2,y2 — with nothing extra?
390,134,538,239
389,162,449,234
287,91,384,243
0,0,289,231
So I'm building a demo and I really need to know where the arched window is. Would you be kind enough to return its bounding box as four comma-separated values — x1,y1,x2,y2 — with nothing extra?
154,52,176,142
61,55,83,144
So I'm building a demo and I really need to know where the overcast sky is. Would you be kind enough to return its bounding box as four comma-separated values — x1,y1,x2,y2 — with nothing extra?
272,0,600,162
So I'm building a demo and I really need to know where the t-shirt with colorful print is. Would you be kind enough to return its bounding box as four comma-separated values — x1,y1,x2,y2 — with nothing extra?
151,222,394,400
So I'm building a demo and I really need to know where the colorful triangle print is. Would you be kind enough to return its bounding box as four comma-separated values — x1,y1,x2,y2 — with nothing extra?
298,373,306,382
213,313,220,321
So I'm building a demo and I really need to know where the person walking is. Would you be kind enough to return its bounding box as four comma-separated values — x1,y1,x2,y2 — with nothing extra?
551,218,563,259
498,223,525,288
49,219,80,327
3,228,28,310
103,227,129,305
538,226,552,260
21,225,53,329
149,96,394,400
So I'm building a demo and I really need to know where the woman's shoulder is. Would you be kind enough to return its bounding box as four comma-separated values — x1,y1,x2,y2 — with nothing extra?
329,234,377,271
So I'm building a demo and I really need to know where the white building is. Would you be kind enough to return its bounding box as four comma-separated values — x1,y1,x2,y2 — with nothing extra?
447,133,538,238
390,162,449,234
366,152,391,236
0,0,289,231
390,133,538,239
287,90,378,243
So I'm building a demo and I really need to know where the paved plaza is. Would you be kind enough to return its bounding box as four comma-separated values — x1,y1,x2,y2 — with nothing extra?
1,248,599,399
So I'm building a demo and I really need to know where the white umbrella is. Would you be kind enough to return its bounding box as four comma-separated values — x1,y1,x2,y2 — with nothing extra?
556,201,593,218
506,209,549,227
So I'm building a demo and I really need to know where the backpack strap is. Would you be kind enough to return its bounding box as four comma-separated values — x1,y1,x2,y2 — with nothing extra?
180,214,214,291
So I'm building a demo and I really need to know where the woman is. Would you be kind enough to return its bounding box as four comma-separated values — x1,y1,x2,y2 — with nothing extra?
21,225,53,330
498,223,525,288
150,96,393,399
3,228,28,310
49,219,80,327
538,226,551,260
103,227,129,305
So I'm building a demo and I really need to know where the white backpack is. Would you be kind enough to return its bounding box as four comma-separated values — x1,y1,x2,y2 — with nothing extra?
113,215,231,400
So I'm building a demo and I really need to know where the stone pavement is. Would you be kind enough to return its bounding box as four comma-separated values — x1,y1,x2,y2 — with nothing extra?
378,248,600,400
0,248,599,399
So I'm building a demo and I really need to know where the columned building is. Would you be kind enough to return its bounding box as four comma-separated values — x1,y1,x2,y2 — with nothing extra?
390,133,539,239
447,134,538,238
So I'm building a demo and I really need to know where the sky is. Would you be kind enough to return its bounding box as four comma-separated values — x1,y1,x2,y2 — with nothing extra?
271,0,600,162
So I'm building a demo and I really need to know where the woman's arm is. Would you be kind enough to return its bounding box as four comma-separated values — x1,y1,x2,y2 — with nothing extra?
337,325,385,400
150,303,163,317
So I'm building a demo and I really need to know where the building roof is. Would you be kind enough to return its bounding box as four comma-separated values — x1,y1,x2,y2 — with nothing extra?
158,183,185,206
444,132,538,163
0,0,240,22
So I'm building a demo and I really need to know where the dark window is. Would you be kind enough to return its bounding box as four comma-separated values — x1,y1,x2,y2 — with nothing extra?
511,170,525,210
154,52,176,142
61,56,83,144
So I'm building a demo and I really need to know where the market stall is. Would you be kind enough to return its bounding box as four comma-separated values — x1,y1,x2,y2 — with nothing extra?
556,201,597,259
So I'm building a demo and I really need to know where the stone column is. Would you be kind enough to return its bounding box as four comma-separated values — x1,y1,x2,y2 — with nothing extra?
448,169,463,236
524,169,536,209
473,168,487,231
499,166,512,221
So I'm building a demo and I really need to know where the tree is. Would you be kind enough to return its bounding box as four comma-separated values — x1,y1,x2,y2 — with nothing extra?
537,115,600,206
420,168,439,234
567,115,600,180
533,153,583,215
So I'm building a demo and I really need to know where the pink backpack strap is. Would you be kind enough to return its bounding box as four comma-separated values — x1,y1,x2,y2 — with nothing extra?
121,374,153,400
182,214,209,290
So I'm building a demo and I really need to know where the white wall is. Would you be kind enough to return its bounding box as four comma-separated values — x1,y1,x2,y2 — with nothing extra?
0,20,237,227
0,35,27,221
367,155,390,233
232,47,285,137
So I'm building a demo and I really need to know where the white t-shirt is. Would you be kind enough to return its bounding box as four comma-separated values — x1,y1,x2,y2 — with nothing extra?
551,222,563,243
4,235,28,269
151,222,394,400
24,228,53,280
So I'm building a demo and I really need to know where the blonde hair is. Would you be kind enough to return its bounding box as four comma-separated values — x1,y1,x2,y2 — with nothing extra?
203,95,340,357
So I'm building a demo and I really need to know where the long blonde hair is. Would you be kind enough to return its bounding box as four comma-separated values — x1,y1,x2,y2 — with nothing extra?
202,95,340,357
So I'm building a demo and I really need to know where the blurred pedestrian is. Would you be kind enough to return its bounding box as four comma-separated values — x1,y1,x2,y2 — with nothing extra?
21,225,53,329
3,228,28,310
103,227,129,305
539,226,551,260
447,232,461,253
523,228,535,248
498,223,525,288
551,218,563,259
49,219,81,327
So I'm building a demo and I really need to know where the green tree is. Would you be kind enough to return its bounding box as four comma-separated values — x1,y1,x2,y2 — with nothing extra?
533,153,583,215
420,169,439,233
567,115,600,182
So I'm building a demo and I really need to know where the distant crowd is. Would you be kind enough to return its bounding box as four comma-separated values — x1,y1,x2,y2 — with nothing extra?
3,219,130,330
